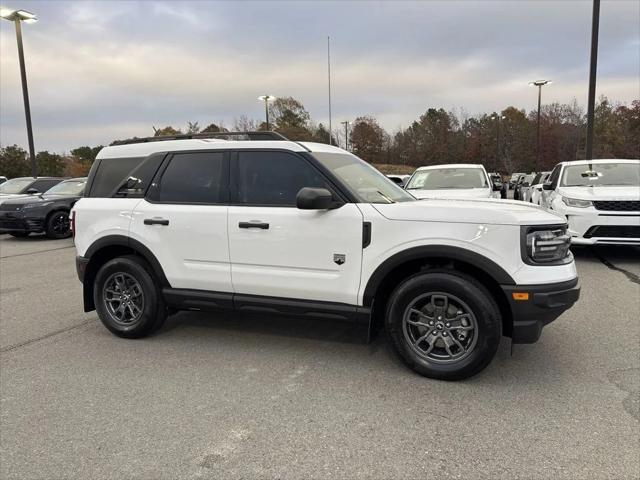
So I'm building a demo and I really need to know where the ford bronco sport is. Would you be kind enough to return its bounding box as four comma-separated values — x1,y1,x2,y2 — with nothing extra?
73,132,580,380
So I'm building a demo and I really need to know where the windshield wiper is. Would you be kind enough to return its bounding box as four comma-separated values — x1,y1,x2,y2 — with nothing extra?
376,190,396,203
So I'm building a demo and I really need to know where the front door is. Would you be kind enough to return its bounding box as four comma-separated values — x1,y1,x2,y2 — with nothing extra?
227,150,364,305
130,151,231,292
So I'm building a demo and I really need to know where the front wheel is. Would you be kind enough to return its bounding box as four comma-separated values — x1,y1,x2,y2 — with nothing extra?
45,211,71,239
385,271,501,380
93,255,167,338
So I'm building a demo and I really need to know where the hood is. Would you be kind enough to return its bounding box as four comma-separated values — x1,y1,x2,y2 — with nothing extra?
408,188,491,200
0,193,32,204
373,198,566,226
557,186,640,201
0,194,77,209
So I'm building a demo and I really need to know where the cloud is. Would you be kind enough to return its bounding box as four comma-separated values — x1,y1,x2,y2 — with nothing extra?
1,0,638,152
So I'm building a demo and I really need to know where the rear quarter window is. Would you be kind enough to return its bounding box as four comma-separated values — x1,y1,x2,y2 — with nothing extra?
87,157,143,197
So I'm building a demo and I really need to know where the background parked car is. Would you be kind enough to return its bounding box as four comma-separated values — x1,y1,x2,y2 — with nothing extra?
0,177,65,205
0,176,7,184
541,159,640,245
513,174,533,201
0,178,86,238
509,173,524,188
405,164,501,199
528,171,551,204
386,174,411,188
488,173,504,199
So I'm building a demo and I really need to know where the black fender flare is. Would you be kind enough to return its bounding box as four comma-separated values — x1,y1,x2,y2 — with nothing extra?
362,245,516,307
84,234,170,287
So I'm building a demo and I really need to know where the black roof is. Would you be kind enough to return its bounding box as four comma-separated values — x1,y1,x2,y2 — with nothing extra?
111,131,289,146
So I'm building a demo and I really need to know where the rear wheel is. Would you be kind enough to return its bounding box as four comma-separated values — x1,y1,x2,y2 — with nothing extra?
94,255,167,338
45,211,71,239
385,271,501,380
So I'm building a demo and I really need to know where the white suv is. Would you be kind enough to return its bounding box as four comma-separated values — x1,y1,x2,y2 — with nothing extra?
73,132,580,380
405,164,501,200
541,159,640,245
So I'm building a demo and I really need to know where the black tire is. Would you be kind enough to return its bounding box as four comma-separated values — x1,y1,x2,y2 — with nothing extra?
93,255,167,338
9,232,29,238
385,271,501,381
45,210,71,239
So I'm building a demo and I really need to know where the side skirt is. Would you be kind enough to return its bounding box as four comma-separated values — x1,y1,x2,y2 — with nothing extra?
162,288,371,324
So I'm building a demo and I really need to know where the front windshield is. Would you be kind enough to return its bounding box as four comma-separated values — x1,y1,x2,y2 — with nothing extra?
561,162,640,187
45,179,86,195
406,168,488,190
0,178,32,194
311,152,414,203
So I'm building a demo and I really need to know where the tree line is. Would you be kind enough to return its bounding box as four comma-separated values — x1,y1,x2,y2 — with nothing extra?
1,96,637,179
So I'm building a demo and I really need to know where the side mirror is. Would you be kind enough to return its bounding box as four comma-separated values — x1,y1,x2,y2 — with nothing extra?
26,188,39,194
296,187,335,210
542,182,554,190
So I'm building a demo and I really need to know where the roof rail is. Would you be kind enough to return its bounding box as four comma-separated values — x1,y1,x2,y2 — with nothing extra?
111,131,289,146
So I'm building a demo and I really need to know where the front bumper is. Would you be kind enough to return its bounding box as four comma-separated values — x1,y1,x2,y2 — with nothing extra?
562,207,640,245
502,278,580,343
0,211,45,233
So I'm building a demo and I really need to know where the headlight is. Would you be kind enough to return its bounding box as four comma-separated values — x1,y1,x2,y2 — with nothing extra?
562,196,592,208
23,202,51,209
522,225,572,264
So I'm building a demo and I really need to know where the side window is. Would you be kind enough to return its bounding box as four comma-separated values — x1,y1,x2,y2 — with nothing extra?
33,179,61,192
90,157,141,197
156,152,226,204
548,164,561,189
235,151,329,206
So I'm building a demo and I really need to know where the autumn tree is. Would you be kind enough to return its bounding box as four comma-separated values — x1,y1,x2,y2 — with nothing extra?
350,116,388,164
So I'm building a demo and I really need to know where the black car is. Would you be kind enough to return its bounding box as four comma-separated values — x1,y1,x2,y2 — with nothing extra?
0,178,86,239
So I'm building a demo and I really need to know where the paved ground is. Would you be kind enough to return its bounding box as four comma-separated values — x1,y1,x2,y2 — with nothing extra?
0,233,638,479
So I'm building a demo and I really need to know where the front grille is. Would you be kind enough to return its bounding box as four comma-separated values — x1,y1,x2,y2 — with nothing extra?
593,201,640,211
584,225,640,239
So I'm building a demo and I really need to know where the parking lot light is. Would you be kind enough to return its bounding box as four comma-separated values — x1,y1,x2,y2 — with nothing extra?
258,95,276,130
529,80,551,172
1,6,38,177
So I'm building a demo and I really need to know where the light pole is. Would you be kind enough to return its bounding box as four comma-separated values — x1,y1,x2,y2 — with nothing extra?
585,0,600,161
340,121,350,150
529,80,551,172
490,114,505,172
257,95,276,130
1,7,38,177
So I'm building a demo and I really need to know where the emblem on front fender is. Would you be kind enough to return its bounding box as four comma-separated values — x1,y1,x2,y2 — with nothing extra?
333,254,346,265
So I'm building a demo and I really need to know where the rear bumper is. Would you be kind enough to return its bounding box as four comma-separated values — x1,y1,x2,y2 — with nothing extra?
502,278,580,343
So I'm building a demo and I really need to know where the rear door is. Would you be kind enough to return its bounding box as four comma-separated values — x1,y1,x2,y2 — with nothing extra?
227,150,364,305
130,151,232,292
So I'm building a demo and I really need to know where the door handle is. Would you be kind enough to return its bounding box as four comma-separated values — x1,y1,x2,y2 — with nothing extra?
144,218,170,226
239,221,269,230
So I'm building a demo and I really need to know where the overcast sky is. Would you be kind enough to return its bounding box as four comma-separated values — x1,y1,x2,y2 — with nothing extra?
1,0,638,153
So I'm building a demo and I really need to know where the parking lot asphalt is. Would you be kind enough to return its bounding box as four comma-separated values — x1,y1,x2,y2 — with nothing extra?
1,233,638,479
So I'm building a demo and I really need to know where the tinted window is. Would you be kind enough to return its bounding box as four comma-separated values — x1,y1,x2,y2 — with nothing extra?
32,179,62,192
114,154,165,198
548,164,561,187
90,157,141,197
236,151,329,206
157,152,226,203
